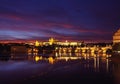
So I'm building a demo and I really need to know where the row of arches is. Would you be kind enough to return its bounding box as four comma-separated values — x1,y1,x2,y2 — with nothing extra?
55,47,112,54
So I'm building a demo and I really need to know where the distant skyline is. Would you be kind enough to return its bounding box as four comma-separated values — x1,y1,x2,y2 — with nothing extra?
0,0,120,42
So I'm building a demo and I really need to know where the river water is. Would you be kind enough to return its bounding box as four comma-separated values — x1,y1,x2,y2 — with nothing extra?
0,53,119,84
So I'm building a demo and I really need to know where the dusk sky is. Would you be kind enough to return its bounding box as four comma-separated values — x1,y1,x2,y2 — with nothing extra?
0,0,120,42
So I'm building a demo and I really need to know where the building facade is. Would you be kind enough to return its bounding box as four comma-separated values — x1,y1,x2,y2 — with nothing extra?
113,29,120,43
35,38,82,46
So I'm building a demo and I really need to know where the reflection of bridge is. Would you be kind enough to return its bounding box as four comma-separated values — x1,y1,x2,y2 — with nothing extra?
55,45,112,54
33,53,111,72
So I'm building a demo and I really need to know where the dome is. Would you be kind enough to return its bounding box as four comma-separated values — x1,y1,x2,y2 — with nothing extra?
113,29,120,43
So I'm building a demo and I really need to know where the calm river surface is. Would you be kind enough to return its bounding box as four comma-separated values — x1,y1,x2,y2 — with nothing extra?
0,53,119,84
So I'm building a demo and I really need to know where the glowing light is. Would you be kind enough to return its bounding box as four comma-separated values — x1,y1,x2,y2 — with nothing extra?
55,47,58,49
35,56,42,62
48,57,54,64
70,42,77,46
39,56,43,60
106,58,109,72
35,56,40,62
65,40,69,46
65,57,69,61
35,40,39,46
55,52,58,57
49,37,54,45
94,57,97,71
57,57,81,61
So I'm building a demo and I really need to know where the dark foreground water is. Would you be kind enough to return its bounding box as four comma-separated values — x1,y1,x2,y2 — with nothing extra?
0,53,119,84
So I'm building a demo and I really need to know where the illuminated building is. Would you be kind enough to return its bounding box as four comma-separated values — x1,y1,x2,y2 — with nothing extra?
57,40,81,46
34,37,82,46
33,38,112,54
113,29,120,43
49,37,55,45
35,40,39,46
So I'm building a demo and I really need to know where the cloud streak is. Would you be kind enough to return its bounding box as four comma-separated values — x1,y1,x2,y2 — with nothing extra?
0,0,120,42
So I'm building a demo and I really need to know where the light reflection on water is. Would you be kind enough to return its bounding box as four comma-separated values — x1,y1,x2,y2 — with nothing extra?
33,52,111,72
1,52,112,72
0,52,119,84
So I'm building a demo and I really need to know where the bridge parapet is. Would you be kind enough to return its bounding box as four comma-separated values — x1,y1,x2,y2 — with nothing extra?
55,45,112,54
